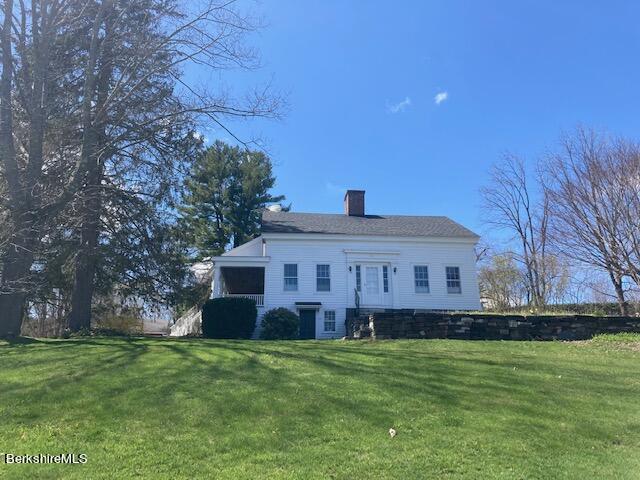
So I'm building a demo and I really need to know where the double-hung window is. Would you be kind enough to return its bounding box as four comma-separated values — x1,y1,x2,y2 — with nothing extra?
284,264,298,291
446,266,461,294
324,310,336,332
414,265,430,293
317,264,331,291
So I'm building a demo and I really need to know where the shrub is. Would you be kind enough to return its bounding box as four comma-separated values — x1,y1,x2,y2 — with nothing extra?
260,308,299,340
201,297,257,339
93,311,143,335
70,327,133,338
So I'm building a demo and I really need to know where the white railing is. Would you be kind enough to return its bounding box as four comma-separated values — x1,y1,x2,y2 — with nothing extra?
222,293,264,307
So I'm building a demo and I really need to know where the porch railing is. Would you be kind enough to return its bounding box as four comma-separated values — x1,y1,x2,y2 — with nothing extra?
221,293,264,307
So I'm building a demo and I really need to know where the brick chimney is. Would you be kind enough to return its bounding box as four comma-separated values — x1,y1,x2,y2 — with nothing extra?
344,190,365,216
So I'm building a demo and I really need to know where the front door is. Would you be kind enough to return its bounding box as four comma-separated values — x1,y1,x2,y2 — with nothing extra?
362,265,383,306
299,309,316,339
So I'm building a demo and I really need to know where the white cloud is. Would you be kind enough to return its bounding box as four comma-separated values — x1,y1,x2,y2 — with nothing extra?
192,131,206,142
387,96,411,114
434,91,448,105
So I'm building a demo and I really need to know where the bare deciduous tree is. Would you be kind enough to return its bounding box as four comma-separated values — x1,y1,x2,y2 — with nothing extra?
0,0,73,335
0,0,282,336
481,154,552,308
478,251,526,310
542,128,632,314
612,140,640,289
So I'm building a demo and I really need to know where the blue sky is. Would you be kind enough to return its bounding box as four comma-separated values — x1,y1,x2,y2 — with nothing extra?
191,0,640,237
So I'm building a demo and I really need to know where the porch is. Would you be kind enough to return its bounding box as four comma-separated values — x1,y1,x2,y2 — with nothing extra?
211,256,269,307
222,293,264,307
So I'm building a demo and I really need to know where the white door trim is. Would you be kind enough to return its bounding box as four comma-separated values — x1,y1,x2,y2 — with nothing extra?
357,262,391,307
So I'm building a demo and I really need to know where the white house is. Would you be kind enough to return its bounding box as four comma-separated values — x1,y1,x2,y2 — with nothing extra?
210,190,481,339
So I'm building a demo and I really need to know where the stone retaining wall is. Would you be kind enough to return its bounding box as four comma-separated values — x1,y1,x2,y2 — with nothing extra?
366,311,640,340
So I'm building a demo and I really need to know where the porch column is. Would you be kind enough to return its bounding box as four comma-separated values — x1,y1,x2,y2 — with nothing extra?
211,264,222,298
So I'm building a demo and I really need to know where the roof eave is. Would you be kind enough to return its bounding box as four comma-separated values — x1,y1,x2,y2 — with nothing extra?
261,232,479,243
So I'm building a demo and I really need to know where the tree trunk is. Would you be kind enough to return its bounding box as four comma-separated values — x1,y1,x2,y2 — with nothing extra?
68,175,101,331
68,11,112,331
609,271,629,316
0,0,18,201
0,0,56,336
0,0,27,337
67,115,103,331
67,220,99,331
0,218,35,336
0,253,32,336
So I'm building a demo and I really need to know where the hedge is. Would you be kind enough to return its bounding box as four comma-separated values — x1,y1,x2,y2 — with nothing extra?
201,297,257,339
260,308,299,340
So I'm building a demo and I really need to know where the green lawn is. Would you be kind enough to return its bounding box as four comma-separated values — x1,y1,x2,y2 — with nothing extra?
1,338,639,479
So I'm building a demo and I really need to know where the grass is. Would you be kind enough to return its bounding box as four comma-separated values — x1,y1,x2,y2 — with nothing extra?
592,332,640,343
1,337,640,479
462,310,623,316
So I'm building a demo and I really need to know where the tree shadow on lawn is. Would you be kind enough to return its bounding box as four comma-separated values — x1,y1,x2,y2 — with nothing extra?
0,338,150,400
2,337,632,408
2,337,637,452
160,340,637,444
12,337,634,412
1,337,48,346
205,339,635,392
1,336,148,348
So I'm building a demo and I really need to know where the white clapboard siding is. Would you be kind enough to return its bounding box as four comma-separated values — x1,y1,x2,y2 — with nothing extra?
259,235,480,339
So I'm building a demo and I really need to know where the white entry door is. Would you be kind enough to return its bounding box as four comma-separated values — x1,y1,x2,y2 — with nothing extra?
362,265,383,306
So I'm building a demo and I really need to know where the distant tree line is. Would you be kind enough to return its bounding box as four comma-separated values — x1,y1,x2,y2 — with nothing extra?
0,0,282,337
480,127,640,315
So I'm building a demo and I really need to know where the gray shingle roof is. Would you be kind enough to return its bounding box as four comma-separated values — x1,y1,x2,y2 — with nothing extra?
261,211,479,239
